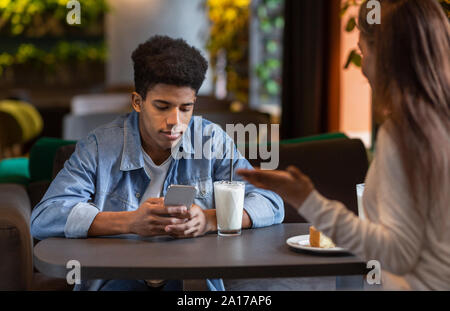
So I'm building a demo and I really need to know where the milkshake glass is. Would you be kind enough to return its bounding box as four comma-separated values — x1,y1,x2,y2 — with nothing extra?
214,181,245,236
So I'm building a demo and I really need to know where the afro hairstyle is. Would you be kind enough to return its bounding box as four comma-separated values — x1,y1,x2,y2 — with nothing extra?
131,35,208,99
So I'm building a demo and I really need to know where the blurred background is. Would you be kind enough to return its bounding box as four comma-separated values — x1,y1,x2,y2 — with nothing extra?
1,0,448,161
2,0,450,292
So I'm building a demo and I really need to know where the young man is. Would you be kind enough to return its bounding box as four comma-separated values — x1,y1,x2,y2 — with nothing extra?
30,35,284,291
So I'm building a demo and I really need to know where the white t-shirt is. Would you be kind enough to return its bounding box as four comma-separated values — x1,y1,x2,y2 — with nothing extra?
140,148,172,287
140,148,173,202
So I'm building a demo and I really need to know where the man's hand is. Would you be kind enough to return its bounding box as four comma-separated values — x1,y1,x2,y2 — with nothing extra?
128,198,190,237
237,166,314,208
164,204,216,238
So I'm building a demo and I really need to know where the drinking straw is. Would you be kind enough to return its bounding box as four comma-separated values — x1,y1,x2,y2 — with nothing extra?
230,141,233,182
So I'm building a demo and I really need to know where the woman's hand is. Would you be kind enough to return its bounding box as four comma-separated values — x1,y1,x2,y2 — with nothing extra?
237,166,314,208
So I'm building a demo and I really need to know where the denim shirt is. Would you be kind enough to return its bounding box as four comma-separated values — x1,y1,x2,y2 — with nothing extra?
31,111,284,241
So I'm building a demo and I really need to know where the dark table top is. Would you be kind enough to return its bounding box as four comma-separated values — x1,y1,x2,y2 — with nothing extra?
34,223,368,280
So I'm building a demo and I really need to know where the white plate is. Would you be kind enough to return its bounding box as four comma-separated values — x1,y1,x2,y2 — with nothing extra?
286,235,348,254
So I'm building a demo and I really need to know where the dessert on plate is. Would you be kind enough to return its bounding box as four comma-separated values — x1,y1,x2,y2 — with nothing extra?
309,226,336,248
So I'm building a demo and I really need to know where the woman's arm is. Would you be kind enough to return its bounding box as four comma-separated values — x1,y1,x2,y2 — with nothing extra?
300,127,425,274
238,127,425,275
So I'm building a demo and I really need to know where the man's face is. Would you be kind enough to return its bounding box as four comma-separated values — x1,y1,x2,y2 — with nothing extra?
132,83,196,152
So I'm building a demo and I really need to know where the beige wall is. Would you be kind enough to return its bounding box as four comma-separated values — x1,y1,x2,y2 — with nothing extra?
105,0,213,95
339,4,372,146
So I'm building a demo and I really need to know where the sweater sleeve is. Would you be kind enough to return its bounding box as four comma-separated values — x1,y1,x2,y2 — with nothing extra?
298,126,425,275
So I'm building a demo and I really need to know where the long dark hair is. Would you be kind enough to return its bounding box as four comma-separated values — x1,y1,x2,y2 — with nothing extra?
359,0,450,235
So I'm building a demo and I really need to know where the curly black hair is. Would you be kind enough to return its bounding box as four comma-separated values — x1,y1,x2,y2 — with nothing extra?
131,35,208,99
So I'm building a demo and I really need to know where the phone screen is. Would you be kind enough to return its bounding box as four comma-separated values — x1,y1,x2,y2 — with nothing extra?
164,185,196,209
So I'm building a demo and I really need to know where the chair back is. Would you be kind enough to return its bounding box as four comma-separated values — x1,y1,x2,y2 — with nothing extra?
0,100,43,153
248,138,369,222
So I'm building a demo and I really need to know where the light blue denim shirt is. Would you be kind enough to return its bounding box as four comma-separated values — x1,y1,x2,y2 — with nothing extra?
30,111,284,290
31,111,284,240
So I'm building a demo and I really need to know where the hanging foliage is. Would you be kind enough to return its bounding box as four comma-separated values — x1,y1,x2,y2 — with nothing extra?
205,0,251,104
342,0,450,69
0,0,108,83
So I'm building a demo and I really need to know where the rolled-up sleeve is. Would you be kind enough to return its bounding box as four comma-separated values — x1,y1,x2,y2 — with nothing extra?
64,202,100,238
242,192,282,228
31,134,99,240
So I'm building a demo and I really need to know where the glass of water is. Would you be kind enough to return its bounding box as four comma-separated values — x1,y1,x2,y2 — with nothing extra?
356,183,366,220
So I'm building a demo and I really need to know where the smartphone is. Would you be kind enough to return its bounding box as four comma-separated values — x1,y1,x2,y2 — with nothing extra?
164,184,196,209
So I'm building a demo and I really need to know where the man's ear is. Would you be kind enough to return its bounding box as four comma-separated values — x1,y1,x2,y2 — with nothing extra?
131,92,143,112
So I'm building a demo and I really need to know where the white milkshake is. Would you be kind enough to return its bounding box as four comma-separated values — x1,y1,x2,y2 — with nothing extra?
214,181,245,236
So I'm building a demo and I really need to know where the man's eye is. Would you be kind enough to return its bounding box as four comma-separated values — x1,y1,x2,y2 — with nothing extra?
180,106,193,112
156,106,169,110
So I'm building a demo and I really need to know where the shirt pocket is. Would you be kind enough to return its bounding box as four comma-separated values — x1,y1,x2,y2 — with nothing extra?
98,191,137,211
194,177,213,198
191,177,213,209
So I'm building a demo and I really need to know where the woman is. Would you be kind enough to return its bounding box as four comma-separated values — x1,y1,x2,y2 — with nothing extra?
238,0,450,290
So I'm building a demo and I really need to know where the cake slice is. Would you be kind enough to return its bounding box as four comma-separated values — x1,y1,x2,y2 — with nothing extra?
309,226,336,248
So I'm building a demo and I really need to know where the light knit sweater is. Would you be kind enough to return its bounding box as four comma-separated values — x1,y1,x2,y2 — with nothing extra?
298,124,450,290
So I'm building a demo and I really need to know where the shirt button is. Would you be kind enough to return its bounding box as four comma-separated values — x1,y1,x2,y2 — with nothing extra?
135,192,141,198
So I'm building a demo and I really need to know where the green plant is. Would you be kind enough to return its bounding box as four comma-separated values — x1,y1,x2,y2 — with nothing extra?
205,0,251,104
254,0,284,100
441,0,450,19
0,0,108,80
342,0,450,69
0,41,106,76
341,0,364,69
0,0,108,37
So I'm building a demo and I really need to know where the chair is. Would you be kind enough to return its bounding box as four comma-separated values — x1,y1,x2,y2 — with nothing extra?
248,138,368,222
0,184,34,290
28,137,77,184
196,110,270,129
194,95,233,112
0,157,30,186
0,100,43,144
0,100,43,158
0,138,76,290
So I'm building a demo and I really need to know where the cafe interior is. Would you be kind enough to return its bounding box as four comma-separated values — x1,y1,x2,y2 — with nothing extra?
0,0,449,292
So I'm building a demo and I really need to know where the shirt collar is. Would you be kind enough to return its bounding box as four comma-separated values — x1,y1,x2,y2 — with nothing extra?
120,111,195,171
